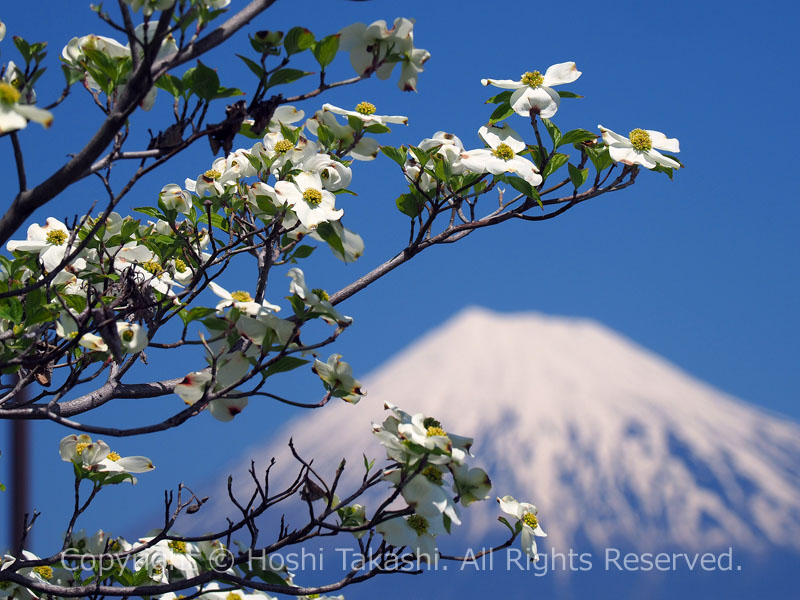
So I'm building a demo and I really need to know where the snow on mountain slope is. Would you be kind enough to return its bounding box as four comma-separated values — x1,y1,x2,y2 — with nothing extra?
201,307,800,552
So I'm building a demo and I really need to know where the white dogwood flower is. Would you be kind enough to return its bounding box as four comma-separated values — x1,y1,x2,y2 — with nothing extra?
322,102,408,127
482,61,581,119
274,172,343,230
208,281,280,316
376,512,444,562
60,434,154,481
116,322,148,354
287,268,351,325
6,217,72,272
498,495,547,561
312,354,366,403
598,125,681,169
460,123,542,186
159,184,192,214
0,79,53,133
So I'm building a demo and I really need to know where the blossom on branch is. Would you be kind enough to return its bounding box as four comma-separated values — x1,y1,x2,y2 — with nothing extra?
482,61,581,118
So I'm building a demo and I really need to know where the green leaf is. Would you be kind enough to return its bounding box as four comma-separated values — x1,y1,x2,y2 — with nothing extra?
652,164,674,180
133,206,167,221
409,145,432,167
312,34,340,68
237,54,266,80
497,516,515,534
265,356,309,378
541,153,570,181
155,73,183,97
568,163,589,190
120,218,140,241
292,245,315,259
62,64,83,86
188,61,220,101
13,36,32,64
433,154,453,183
201,316,229,331
541,118,561,148
347,115,363,131
380,145,408,166
214,87,244,99
0,298,23,323
284,27,315,55
443,513,452,534
315,123,335,148
584,144,614,173
363,453,375,475
505,176,542,208
485,90,512,104
179,307,216,325
364,123,390,134
197,212,230,232
315,222,346,258
559,128,596,147
557,90,583,99
267,68,312,89
62,294,86,313
489,102,514,124
396,192,423,218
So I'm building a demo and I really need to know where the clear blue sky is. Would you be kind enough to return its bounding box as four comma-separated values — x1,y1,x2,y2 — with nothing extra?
1,0,798,578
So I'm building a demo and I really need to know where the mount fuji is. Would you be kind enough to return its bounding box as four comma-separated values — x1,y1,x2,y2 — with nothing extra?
194,307,800,596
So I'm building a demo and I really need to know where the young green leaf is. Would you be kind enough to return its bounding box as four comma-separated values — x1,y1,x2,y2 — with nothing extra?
541,118,562,148
568,162,589,190
541,153,570,181
312,34,340,68
284,27,315,55
380,145,408,166
267,68,312,89
489,102,514,124
558,128,596,147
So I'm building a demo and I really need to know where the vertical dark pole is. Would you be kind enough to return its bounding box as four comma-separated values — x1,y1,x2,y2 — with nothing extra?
9,378,30,552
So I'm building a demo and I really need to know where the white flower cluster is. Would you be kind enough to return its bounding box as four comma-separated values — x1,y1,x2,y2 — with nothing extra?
482,61,681,170
371,404,492,560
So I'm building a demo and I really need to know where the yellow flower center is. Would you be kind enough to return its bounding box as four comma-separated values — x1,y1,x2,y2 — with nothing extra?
628,128,652,152
46,230,68,246
106,451,121,462
174,258,187,273
226,594,242,600
0,82,21,104
302,188,323,205
33,565,53,580
204,169,221,180
120,329,135,343
355,101,376,115
492,143,515,161
168,540,188,554
230,290,253,303
422,466,443,485
274,139,294,153
142,261,163,276
522,512,539,529
312,288,330,301
406,514,429,535
75,442,91,455
426,426,446,437
521,71,544,88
